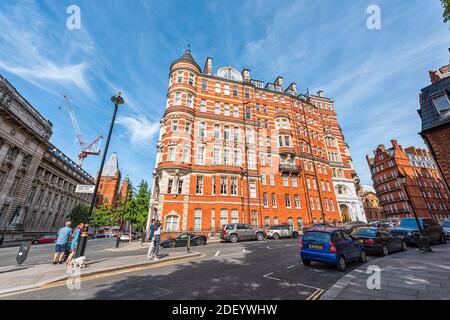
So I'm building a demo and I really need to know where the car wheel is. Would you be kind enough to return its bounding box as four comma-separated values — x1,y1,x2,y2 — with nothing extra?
401,241,407,251
292,232,299,239
439,233,447,245
230,234,238,243
337,256,346,272
256,232,264,241
196,238,205,246
360,250,368,262
273,233,280,240
168,241,176,248
302,259,311,266
381,245,389,257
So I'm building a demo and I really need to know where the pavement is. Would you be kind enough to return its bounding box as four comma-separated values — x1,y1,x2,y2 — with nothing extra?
0,249,202,297
321,243,450,300
0,238,374,300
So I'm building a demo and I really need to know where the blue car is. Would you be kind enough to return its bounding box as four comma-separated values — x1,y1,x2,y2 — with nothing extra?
300,228,367,271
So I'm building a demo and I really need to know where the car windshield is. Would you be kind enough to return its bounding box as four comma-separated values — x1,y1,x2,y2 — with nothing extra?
399,219,422,229
442,221,450,227
352,229,377,237
303,231,331,243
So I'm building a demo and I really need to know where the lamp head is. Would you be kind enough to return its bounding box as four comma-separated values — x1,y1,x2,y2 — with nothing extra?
111,92,125,105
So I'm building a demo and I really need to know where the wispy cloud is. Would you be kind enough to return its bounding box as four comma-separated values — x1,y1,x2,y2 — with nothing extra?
116,116,160,145
0,1,93,96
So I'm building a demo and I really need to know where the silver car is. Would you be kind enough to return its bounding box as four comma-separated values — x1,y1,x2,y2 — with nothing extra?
265,225,299,240
221,223,265,243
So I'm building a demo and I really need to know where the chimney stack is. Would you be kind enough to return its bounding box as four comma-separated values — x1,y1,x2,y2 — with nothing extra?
203,57,213,74
242,68,251,82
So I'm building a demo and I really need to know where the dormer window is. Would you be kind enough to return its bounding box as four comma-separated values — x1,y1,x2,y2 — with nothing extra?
432,93,450,113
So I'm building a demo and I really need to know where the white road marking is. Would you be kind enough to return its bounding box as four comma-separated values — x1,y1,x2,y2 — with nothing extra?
294,282,322,290
242,249,250,253
263,272,281,281
287,265,295,269
214,251,220,257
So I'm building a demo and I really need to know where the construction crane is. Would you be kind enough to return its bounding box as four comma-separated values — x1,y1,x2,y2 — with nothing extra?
63,94,103,166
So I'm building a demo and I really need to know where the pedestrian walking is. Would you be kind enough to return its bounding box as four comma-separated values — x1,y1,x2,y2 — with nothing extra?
53,221,72,264
65,223,85,266
146,219,156,259
148,220,161,261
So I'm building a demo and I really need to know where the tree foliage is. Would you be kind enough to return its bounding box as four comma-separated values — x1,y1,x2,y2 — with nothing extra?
124,180,150,231
92,204,121,228
68,203,90,226
442,0,450,22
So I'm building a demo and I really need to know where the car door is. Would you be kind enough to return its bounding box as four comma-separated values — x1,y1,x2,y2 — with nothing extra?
379,229,396,251
237,224,249,240
341,231,360,261
176,234,189,246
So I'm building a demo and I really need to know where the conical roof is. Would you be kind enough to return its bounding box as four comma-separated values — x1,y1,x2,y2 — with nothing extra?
170,49,201,72
102,152,119,177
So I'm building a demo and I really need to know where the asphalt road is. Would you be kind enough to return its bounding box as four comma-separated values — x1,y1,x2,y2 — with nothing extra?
2,238,377,300
0,238,140,268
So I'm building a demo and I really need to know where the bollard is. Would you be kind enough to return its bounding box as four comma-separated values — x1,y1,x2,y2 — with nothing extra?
187,234,191,253
115,232,121,248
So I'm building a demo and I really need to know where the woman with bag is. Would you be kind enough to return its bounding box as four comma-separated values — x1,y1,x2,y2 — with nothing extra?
65,223,84,266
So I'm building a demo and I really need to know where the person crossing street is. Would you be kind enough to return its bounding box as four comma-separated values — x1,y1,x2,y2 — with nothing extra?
148,220,161,261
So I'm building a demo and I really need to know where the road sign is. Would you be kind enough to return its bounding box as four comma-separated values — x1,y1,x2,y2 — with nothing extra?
16,241,32,265
76,185,95,194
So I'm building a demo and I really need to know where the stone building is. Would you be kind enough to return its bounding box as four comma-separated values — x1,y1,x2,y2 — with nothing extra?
418,58,450,190
366,140,450,220
147,49,363,233
0,75,94,242
357,184,383,222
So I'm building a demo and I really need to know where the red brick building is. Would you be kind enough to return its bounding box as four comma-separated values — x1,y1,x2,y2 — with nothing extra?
148,49,364,233
97,152,122,207
366,140,450,220
418,59,450,190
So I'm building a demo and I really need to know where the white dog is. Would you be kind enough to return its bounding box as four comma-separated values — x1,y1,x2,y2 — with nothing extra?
72,256,87,269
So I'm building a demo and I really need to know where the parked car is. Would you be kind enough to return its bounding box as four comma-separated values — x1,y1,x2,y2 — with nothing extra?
440,219,450,239
119,232,136,242
303,223,335,231
221,223,265,243
265,225,299,240
343,221,371,233
386,218,400,227
161,233,207,248
369,221,391,228
32,234,57,244
389,218,447,245
300,228,367,272
351,227,407,256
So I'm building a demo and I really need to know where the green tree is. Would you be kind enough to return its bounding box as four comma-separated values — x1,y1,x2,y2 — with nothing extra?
68,204,90,226
124,180,150,231
442,0,450,22
92,204,120,228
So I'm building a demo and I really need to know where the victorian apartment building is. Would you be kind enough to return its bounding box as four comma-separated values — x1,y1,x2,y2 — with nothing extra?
418,57,450,190
357,184,383,222
147,49,365,233
366,140,450,220
0,75,94,242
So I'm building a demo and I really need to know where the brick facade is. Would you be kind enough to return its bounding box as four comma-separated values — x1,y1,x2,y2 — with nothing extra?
418,61,450,190
96,153,121,208
367,140,450,220
147,50,364,233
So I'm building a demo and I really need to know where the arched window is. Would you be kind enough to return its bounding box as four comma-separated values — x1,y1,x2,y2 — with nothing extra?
264,216,270,227
273,216,279,225
297,217,303,231
165,215,179,232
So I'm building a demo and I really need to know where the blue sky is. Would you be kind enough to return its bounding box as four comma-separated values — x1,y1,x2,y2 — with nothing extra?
0,0,448,187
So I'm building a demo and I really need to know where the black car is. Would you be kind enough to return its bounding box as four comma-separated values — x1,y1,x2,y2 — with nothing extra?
351,227,407,256
389,218,447,246
161,233,207,248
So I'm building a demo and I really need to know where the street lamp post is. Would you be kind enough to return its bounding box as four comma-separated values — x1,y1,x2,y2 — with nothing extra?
77,93,125,258
398,173,432,253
